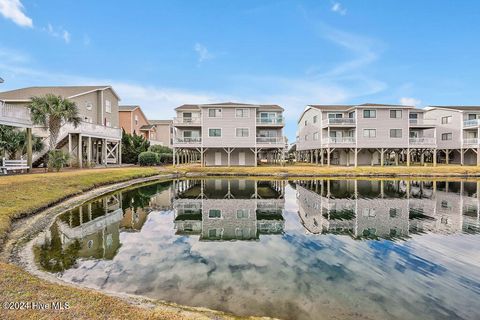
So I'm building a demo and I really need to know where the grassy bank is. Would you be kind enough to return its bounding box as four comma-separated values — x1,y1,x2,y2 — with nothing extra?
171,163,480,176
0,167,160,241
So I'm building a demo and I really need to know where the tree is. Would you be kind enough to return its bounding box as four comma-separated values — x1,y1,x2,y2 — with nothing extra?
28,94,81,151
121,130,150,164
0,125,44,159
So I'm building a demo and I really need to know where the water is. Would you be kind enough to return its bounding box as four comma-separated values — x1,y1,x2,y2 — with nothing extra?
34,179,480,320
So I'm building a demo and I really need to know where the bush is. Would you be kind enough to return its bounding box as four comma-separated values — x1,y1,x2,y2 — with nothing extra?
122,130,150,164
148,145,172,154
47,150,70,172
138,151,159,166
157,152,173,164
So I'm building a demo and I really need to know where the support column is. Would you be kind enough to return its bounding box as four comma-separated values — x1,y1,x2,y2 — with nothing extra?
445,149,449,165
315,149,318,165
461,149,464,166
87,137,92,165
354,148,358,167
320,148,324,166
255,147,258,167
26,127,32,172
227,148,231,167
327,148,330,166
78,134,83,168
173,148,176,167
381,148,384,167
119,140,122,165
407,148,410,166
433,149,437,167
420,151,424,166
102,139,107,166
477,146,480,166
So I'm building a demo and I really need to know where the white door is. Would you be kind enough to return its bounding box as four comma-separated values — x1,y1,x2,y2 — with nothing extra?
215,152,222,166
238,152,245,166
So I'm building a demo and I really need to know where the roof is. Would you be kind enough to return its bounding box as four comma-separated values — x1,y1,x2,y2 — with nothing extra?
0,86,120,101
308,103,415,110
358,103,414,108
119,105,139,111
140,124,156,130
428,106,480,111
149,119,173,125
176,102,283,111
308,105,355,110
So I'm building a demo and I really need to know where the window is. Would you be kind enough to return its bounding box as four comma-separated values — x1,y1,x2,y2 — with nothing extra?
208,209,221,218
85,102,93,111
441,133,452,140
208,108,222,117
236,108,249,118
328,113,343,118
209,128,222,137
390,110,402,118
105,100,111,113
363,129,376,138
313,132,319,140
236,128,249,137
389,208,400,218
468,114,478,120
208,229,221,238
134,115,138,125
409,113,418,119
313,115,318,123
363,208,376,217
237,209,249,219
441,116,452,124
363,110,376,118
390,129,402,138
305,120,307,125
348,111,355,118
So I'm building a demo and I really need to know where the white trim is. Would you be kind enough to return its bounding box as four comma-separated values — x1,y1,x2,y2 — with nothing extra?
363,128,377,138
235,127,249,137
235,108,250,118
362,109,377,119
207,108,222,118
389,109,403,119
208,127,222,137
389,128,403,138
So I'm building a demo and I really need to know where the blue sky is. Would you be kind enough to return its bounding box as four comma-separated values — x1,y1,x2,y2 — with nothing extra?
1,0,479,140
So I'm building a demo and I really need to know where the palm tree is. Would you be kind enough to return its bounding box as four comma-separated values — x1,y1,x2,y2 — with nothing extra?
0,125,44,158
28,94,81,151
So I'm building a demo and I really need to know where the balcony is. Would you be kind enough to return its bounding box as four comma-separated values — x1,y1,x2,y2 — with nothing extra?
60,121,122,140
0,102,32,128
173,117,201,126
409,118,436,127
256,136,285,145
322,137,356,145
463,138,479,146
464,119,480,128
173,137,202,145
321,118,356,127
409,137,436,146
256,116,284,126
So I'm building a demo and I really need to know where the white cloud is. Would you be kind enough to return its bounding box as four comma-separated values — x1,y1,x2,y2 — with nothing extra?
331,2,347,16
400,97,421,106
194,43,214,63
45,23,71,43
0,0,32,27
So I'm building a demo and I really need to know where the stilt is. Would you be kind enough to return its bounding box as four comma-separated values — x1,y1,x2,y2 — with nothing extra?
87,137,92,165
433,149,437,167
445,149,450,165
315,149,318,165
26,127,32,172
327,148,330,166
380,148,384,167
407,148,410,166
354,148,358,167
320,148,324,166
420,151,424,166
461,149,464,166
78,134,83,168
173,148,176,167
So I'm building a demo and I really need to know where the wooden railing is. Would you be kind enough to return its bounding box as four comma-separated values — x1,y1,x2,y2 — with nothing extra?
0,102,32,127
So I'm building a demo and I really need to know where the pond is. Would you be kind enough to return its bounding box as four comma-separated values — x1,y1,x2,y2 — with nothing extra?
33,178,480,320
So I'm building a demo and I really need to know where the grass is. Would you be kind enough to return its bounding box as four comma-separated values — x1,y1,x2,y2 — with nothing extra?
170,163,480,176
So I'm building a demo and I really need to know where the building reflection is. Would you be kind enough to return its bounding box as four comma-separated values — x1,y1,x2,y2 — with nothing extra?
173,179,286,241
295,180,480,240
36,182,173,271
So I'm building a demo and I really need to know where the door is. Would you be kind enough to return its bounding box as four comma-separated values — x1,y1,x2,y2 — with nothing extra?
238,152,245,166
215,152,222,166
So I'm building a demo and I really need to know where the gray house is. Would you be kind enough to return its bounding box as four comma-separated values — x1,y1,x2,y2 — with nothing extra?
172,102,285,166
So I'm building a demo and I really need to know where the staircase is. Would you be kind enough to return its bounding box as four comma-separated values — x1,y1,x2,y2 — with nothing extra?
32,133,70,167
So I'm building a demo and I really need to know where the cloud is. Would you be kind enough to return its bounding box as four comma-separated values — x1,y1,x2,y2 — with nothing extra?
45,23,71,43
0,0,32,27
400,97,421,106
331,2,347,16
194,43,214,63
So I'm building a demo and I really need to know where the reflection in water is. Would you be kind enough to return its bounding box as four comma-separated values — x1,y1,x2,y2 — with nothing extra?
34,179,480,320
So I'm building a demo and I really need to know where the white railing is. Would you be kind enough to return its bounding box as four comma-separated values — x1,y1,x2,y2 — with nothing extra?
173,117,201,125
321,118,356,126
409,118,437,126
322,137,356,144
256,136,285,144
64,121,122,140
464,119,480,127
409,137,436,145
174,137,202,144
256,116,284,125
0,102,32,127
463,138,479,145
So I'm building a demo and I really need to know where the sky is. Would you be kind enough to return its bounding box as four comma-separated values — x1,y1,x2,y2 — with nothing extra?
1,0,480,141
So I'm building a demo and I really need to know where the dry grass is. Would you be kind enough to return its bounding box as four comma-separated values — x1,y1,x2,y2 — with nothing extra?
169,163,480,176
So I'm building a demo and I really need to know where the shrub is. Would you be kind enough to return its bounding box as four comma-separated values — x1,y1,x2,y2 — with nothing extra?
138,151,159,166
47,150,70,172
122,130,150,164
157,152,173,164
149,145,172,154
